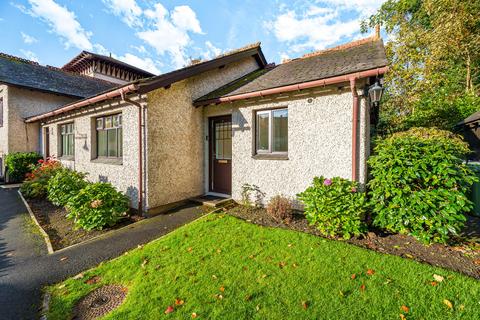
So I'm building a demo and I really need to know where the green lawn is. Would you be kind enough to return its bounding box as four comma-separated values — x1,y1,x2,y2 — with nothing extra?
46,214,480,319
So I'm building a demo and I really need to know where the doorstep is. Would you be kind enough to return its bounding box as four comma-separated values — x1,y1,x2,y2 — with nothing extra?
190,194,234,208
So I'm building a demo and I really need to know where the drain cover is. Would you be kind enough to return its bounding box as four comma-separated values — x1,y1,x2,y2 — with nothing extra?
73,285,127,320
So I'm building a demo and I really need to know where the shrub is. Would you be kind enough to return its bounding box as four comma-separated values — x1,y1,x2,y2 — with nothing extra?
297,176,367,239
20,158,63,198
241,183,265,207
5,152,42,182
368,127,477,244
66,182,129,231
266,195,294,223
47,169,87,206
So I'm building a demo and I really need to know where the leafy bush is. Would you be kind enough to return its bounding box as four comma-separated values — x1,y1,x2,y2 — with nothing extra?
266,195,294,223
5,152,42,182
47,169,87,206
368,127,477,244
297,176,367,239
20,158,63,198
66,182,129,231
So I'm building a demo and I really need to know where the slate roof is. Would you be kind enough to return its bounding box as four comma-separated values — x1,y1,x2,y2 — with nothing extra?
62,51,156,77
195,37,388,104
0,53,117,98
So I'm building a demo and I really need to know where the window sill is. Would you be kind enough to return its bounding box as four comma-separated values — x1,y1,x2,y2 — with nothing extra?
59,156,74,161
91,157,123,165
252,154,289,160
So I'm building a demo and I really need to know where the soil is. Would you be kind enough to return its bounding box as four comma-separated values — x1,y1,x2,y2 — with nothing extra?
27,198,143,251
227,205,480,279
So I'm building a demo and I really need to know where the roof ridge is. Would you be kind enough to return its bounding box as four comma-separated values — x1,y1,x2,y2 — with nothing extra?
0,52,39,66
216,41,261,59
281,36,381,64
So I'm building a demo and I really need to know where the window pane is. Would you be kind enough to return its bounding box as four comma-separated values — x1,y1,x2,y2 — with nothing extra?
223,138,232,159
98,130,108,157
273,109,288,152
107,129,117,157
256,112,269,151
105,116,113,129
62,135,67,156
96,118,103,130
68,134,74,156
118,128,123,157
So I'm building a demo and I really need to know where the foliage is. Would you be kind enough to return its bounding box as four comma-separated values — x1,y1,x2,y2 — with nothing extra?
266,195,294,223
368,127,476,243
47,169,87,206
20,158,63,199
66,182,129,231
240,183,265,207
297,176,368,239
4,152,42,182
362,0,480,132
46,215,480,320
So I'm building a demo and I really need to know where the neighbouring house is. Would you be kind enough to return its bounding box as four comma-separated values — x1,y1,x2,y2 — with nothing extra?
0,52,154,180
25,37,388,215
455,111,480,160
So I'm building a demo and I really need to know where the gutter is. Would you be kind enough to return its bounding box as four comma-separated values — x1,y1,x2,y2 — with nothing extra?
26,83,138,123
194,66,389,106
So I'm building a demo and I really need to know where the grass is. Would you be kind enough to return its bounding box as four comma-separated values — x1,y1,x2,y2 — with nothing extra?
46,214,480,319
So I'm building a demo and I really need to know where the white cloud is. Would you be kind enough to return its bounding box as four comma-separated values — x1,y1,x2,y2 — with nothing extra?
102,0,143,28
136,3,203,68
203,41,222,59
266,1,384,54
21,32,38,44
20,49,39,62
22,0,93,50
112,53,161,74
131,45,147,54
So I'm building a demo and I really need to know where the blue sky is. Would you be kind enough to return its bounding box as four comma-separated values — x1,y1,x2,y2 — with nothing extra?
0,0,385,75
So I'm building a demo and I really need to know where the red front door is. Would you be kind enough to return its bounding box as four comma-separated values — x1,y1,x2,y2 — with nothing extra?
209,115,232,194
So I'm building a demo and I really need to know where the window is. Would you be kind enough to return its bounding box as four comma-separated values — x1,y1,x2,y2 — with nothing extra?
0,98,3,127
96,114,122,158
60,123,74,157
255,108,288,154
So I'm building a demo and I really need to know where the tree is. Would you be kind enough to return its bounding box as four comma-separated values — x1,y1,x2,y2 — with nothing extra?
362,0,480,133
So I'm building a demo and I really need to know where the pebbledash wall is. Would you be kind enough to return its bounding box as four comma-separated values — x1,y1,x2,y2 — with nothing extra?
0,84,74,175
203,81,370,205
146,56,260,212
41,96,147,209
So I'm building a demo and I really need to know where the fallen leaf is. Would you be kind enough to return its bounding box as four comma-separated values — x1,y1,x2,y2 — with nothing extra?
60,257,68,262
443,299,453,309
474,259,480,266
278,261,287,268
400,314,406,320
216,249,222,253
261,274,267,279
360,284,366,291
164,306,174,314
85,276,101,285
301,301,309,309
187,247,193,252
191,312,198,318
404,254,414,259
367,269,375,275
58,284,65,289
339,290,344,297
141,259,148,268
288,243,293,247
219,286,225,292
292,263,298,268
215,294,223,300
137,244,144,249
175,298,184,306
351,274,357,280
433,274,444,282
401,305,409,313
256,304,260,311
73,273,84,280
430,281,438,286
212,275,217,280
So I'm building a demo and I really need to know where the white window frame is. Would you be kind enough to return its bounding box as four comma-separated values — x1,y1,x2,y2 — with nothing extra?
255,108,288,155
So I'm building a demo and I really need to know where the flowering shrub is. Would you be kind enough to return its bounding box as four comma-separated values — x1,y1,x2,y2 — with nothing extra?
47,169,87,206
266,195,294,223
4,152,42,182
297,176,367,239
368,127,477,244
20,158,63,198
66,182,129,230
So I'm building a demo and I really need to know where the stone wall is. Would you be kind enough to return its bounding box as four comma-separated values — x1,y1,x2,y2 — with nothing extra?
42,97,146,208
146,56,259,210
221,84,370,205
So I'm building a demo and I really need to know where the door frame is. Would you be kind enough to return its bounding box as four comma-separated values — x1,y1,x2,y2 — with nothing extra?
208,114,232,194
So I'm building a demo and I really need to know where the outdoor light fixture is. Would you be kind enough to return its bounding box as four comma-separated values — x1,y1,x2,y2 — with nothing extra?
368,81,384,105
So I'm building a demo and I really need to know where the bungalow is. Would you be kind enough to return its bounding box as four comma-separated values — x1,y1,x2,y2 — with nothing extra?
25,36,388,215
0,51,153,179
